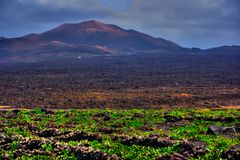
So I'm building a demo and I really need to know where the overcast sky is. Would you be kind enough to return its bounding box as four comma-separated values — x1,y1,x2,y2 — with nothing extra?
0,0,239,48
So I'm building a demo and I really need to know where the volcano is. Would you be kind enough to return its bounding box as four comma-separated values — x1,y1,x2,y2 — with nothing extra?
0,20,239,63
0,20,180,63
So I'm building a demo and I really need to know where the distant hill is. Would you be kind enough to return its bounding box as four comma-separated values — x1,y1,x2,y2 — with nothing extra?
0,20,239,63
0,20,179,63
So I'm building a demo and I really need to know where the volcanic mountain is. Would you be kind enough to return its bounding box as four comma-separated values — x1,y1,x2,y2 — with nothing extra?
0,20,239,63
0,20,180,63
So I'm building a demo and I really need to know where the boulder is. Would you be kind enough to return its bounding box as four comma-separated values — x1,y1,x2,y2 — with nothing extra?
207,125,224,135
207,125,237,135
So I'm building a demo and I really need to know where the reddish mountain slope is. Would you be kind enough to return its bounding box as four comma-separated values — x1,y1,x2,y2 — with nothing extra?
0,20,181,62
37,20,179,51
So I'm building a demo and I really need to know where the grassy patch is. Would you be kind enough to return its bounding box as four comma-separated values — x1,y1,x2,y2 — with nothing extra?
0,108,239,159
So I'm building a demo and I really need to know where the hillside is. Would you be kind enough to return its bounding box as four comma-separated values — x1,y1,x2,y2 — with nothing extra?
0,20,180,63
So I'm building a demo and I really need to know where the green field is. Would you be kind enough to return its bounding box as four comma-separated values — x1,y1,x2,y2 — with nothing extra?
0,108,239,160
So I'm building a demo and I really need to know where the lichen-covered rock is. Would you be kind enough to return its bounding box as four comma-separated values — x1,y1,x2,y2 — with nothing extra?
178,141,207,158
37,128,69,137
164,115,182,122
221,147,240,160
156,140,207,160
0,133,17,149
99,127,115,134
57,131,102,142
93,112,111,121
115,135,175,148
156,153,188,160
11,137,120,159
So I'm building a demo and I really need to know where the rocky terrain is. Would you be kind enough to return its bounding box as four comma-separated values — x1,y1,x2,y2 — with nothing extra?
0,108,239,159
0,51,239,109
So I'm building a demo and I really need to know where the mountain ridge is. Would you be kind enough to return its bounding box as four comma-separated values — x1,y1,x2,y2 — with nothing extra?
0,20,239,63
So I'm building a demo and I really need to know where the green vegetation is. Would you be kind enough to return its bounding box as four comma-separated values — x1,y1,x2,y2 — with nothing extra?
0,108,239,159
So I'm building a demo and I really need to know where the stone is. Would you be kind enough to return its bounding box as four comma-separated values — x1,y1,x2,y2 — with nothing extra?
221,147,240,160
207,125,237,135
207,125,224,135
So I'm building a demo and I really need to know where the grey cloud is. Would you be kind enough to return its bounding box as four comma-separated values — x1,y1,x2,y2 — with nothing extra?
120,0,240,48
0,0,239,48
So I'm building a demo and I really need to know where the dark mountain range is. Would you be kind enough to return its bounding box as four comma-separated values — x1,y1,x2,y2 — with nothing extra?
0,20,239,63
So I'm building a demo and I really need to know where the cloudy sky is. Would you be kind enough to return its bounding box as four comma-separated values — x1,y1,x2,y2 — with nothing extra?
0,0,239,48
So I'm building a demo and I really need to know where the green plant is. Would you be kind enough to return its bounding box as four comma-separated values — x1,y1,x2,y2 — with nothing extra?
41,144,53,152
